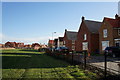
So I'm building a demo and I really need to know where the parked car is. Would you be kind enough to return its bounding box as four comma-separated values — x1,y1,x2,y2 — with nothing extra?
104,46,120,57
55,47,69,53
49,48,56,52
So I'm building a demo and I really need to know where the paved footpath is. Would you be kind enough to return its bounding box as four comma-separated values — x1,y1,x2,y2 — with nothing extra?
71,54,120,75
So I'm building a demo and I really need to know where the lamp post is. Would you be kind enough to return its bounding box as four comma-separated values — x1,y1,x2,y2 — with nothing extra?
52,32,56,51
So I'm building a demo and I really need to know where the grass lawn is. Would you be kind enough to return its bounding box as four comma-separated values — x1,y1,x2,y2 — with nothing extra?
1,49,99,79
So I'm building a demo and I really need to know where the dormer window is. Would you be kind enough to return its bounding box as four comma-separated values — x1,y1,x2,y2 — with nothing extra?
118,29,120,36
103,29,107,38
84,34,87,40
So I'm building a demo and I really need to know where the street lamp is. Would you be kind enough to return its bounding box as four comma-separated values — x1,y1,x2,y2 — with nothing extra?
52,32,56,41
52,32,56,51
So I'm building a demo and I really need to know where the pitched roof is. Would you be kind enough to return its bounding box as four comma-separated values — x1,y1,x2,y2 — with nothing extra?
32,43,40,47
66,31,77,40
48,40,54,44
84,20,102,33
104,17,120,28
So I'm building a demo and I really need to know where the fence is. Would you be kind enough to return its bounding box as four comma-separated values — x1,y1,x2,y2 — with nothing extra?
46,50,120,80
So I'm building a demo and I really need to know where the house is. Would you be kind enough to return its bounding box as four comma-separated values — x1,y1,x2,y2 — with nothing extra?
54,38,58,48
0,44,2,48
16,43,24,48
24,44,32,49
5,42,17,48
32,43,41,50
48,40,54,48
99,14,120,53
76,16,102,54
63,29,77,51
41,44,47,48
58,37,64,47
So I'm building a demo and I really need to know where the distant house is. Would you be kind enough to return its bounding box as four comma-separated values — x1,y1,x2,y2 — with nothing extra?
5,42,17,48
16,43,24,48
41,44,47,48
99,14,120,53
48,40,54,48
54,38,58,48
63,29,77,51
32,43,41,50
0,44,2,48
24,44,32,49
76,16,102,53
58,37,64,47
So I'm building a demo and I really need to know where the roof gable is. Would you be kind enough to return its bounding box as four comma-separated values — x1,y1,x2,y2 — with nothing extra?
104,17,120,28
48,40,54,44
66,31,77,40
84,20,102,33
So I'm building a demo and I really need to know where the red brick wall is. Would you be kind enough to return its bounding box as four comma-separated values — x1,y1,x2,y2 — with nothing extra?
76,21,91,52
63,31,72,51
5,42,16,48
76,21,99,53
99,20,114,53
90,34,99,53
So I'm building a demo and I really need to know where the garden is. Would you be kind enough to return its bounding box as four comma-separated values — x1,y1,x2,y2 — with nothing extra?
1,49,100,79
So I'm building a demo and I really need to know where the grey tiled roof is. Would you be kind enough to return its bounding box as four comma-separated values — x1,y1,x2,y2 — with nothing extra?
84,20,102,33
66,31,77,40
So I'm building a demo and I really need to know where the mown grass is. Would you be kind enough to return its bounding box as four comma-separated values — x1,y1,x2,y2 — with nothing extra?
2,49,99,79
1,49,42,54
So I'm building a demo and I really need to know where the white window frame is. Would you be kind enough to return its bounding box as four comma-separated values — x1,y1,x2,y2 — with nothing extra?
102,41,109,50
64,41,65,44
103,29,108,38
82,42,88,50
72,40,75,44
72,45,75,50
84,34,87,40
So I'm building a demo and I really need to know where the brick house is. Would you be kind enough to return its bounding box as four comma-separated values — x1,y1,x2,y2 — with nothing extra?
54,38,58,48
41,44,47,48
24,44,32,49
53,37,64,48
63,29,77,51
76,17,102,53
48,40,54,48
16,43,24,48
32,43,41,50
58,37,64,47
0,44,2,48
99,14,120,53
5,42,17,48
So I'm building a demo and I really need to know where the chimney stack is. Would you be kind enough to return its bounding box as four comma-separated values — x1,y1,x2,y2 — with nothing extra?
82,16,85,21
115,14,119,19
65,29,67,32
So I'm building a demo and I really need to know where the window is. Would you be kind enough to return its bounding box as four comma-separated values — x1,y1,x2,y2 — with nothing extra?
103,29,107,38
84,34,87,40
115,41,120,47
102,41,109,50
72,46,75,50
64,41,65,44
118,29,120,36
72,40,75,44
82,42,88,50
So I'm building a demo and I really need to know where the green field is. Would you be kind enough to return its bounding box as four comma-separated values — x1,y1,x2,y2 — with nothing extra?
1,49,99,79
